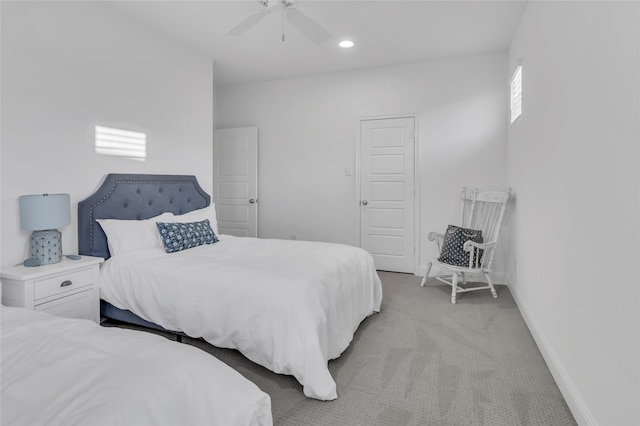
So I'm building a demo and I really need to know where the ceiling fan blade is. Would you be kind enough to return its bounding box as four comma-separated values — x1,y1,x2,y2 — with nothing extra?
225,9,269,36
286,8,331,44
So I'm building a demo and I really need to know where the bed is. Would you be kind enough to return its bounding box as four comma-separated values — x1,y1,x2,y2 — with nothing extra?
78,173,383,401
1,305,272,426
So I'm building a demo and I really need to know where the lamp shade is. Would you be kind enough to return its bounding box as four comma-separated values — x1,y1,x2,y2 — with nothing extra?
19,194,71,231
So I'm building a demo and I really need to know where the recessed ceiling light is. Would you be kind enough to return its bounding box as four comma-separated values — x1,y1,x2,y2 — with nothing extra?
339,40,354,49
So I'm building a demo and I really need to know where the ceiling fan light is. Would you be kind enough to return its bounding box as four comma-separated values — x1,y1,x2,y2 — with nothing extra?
339,40,355,48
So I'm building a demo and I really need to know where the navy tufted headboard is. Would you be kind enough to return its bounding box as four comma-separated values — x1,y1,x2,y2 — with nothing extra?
78,174,210,260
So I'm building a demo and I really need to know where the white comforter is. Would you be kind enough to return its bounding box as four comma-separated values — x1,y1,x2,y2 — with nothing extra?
101,235,383,400
1,306,272,426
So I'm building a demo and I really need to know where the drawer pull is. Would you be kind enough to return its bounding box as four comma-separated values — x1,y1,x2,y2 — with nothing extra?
60,280,73,287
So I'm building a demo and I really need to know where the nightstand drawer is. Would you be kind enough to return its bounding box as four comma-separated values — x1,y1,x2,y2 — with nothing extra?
34,268,93,301
2,256,103,323
34,289,93,320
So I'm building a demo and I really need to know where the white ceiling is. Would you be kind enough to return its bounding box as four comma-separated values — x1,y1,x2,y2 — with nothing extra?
106,0,527,86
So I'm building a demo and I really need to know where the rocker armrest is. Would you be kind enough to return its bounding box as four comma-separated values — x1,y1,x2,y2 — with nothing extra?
464,240,496,268
463,240,496,252
427,231,444,242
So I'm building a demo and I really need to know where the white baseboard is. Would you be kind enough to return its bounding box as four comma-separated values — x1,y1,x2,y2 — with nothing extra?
416,264,595,424
416,264,508,285
508,286,596,426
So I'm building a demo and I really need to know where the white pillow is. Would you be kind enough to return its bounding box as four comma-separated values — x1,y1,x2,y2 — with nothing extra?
97,212,174,256
166,204,218,235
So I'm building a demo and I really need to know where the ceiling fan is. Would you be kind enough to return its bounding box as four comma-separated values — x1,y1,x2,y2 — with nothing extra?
225,0,331,44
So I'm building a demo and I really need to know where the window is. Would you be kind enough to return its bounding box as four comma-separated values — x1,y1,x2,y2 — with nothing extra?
510,65,522,124
95,126,146,160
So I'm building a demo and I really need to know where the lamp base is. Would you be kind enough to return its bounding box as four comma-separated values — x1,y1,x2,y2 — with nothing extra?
30,229,62,265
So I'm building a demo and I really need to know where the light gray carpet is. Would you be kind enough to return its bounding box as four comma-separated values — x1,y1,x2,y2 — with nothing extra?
105,272,576,426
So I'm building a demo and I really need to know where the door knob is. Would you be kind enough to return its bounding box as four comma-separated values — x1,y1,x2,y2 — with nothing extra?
249,199,256,204
361,200,368,205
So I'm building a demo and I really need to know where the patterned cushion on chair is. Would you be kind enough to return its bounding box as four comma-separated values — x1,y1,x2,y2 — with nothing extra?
438,225,483,267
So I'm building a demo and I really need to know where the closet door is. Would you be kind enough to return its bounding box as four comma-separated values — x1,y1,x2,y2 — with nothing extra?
360,117,415,273
213,127,258,237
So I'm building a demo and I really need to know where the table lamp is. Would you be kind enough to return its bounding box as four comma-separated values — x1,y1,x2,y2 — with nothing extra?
19,193,71,265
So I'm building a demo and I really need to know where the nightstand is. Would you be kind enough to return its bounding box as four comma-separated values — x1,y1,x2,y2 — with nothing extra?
1,256,103,323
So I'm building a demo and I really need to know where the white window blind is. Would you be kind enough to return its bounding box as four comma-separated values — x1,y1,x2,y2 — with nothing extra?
510,65,522,124
95,126,146,160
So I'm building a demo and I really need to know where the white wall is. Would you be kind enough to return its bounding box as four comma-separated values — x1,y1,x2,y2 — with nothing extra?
217,53,509,277
508,2,640,425
0,2,214,268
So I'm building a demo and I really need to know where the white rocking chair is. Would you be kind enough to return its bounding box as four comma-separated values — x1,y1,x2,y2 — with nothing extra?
420,188,511,304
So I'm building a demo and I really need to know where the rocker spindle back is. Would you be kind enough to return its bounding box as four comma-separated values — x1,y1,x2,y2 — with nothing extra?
460,187,511,269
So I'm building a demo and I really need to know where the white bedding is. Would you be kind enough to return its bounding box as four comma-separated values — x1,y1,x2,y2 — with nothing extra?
1,305,272,426
100,235,383,400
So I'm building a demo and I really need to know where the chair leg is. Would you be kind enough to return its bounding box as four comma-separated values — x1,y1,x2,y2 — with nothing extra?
420,261,433,287
460,271,467,284
451,273,458,304
484,272,498,298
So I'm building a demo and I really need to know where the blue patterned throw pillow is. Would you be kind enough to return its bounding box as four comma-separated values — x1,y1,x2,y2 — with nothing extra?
156,219,218,253
438,225,484,267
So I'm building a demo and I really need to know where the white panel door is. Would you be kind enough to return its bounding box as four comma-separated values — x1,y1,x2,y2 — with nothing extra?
360,117,415,273
213,127,258,237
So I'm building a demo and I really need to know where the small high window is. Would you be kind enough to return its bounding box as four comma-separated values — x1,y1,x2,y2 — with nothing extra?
510,65,522,124
95,125,146,160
